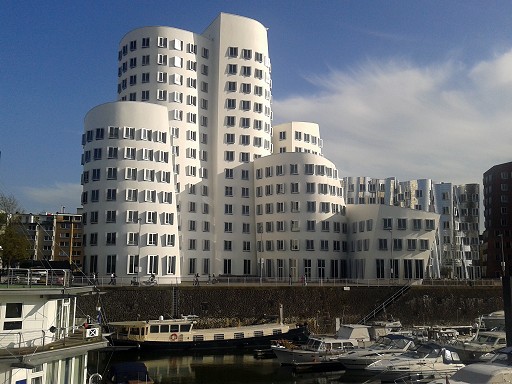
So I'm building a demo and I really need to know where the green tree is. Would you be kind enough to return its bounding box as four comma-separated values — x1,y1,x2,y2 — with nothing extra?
0,193,28,267
0,219,31,267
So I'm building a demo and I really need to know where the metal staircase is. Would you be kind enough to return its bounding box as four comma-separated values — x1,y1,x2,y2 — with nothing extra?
357,283,411,324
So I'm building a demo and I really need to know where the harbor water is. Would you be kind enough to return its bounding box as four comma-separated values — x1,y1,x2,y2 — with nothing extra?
91,350,380,384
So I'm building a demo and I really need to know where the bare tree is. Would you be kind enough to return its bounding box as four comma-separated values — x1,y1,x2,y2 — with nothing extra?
0,193,23,215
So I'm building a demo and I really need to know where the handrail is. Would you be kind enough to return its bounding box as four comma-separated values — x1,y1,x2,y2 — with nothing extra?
357,283,412,324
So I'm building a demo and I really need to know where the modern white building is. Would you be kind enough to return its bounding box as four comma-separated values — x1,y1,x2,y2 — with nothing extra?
81,13,444,283
343,176,480,279
82,102,181,284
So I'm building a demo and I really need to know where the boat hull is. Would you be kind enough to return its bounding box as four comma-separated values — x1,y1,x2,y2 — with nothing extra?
109,325,308,352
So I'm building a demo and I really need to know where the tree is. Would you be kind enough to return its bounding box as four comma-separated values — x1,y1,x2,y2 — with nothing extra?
0,193,28,267
0,219,31,267
0,193,23,216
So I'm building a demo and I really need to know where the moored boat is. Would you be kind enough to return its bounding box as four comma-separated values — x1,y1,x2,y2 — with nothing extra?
445,330,506,364
107,306,308,352
271,324,373,365
336,334,416,370
365,342,465,383
427,346,512,384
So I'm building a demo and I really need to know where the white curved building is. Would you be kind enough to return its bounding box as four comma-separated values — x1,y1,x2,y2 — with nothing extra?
253,152,347,280
81,13,445,283
82,102,181,283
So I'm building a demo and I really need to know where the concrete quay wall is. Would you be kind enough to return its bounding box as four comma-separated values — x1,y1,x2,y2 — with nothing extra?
79,285,504,333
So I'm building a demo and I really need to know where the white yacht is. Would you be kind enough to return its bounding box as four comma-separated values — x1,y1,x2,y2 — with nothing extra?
446,330,507,364
0,268,108,383
427,346,512,384
336,334,416,370
365,342,465,383
271,324,373,365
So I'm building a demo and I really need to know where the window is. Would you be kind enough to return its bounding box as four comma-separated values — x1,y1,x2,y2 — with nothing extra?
147,233,158,246
4,303,22,330
106,232,116,245
242,66,251,76
383,218,392,230
397,218,407,230
241,83,251,93
228,64,237,74
228,46,238,57
226,98,236,109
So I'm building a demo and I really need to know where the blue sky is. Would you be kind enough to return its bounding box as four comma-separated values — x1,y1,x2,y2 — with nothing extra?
2,1,512,213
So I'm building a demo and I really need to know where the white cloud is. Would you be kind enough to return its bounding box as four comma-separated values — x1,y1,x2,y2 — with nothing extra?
273,52,512,185
21,182,82,213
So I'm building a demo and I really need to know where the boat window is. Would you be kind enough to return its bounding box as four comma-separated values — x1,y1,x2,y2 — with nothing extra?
161,324,169,333
254,331,264,337
193,335,204,341
130,327,141,335
150,325,159,333
180,324,192,332
234,332,244,339
498,338,506,344
170,325,179,332
272,329,283,335
214,334,225,340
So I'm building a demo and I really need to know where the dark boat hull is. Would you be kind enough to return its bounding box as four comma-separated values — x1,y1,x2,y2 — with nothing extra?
108,324,308,352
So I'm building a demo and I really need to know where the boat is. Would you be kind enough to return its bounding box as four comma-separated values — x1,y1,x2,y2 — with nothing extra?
475,310,505,331
107,305,308,352
427,346,512,384
335,334,417,370
105,362,154,384
271,324,373,365
445,329,507,364
0,268,108,384
365,342,465,383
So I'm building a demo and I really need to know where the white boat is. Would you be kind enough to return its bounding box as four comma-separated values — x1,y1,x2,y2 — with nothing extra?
475,310,505,330
335,334,416,370
271,324,373,365
427,346,512,384
446,330,507,364
365,342,465,383
107,305,308,352
0,268,108,384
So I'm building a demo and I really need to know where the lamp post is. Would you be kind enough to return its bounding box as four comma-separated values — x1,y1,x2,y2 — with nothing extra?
499,234,506,277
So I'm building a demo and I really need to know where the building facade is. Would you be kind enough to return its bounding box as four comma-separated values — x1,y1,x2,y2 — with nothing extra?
342,177,480,279
81,13,444,283
483,161,512,277
14,212,84,269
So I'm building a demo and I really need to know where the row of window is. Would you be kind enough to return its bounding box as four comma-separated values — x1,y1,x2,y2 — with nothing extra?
224,116,271,130
255,201,344,215
85,232,176,247
82,188,173,205
83,209,175,225
255,164,338,179
119,38,207,59
82,147,170,164
81,168,173,184
277,131,322,146
225,99,266,113
118,57,209,77
255,182,343,197
227,46,265,64
225,81,271,99
382,218,436,231
83,126,167,144
89,253,177,276
225,63,267,81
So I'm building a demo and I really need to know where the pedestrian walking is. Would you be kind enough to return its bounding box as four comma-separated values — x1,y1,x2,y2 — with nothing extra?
109,272,116,285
